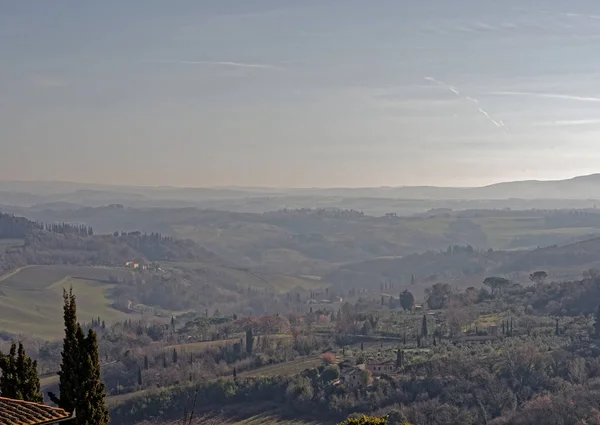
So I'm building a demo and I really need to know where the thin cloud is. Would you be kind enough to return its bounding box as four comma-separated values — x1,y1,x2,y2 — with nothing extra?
146,60,283,70
490,91,600,102
534,119,600,126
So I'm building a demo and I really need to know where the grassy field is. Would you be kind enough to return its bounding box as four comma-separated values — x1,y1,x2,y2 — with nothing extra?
162,261,326,294
238,356,324,378
0,265,135,339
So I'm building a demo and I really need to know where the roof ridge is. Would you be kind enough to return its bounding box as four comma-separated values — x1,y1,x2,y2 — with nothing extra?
0,396,67,411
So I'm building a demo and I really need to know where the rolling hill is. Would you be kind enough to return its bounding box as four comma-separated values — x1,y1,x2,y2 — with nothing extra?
4,173,600,208
0,265,135,339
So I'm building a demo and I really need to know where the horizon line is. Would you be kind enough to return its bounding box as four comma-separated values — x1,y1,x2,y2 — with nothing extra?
1,173,599,192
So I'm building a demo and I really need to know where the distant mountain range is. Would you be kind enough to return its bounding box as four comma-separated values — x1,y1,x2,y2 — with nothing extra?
2,174,600,209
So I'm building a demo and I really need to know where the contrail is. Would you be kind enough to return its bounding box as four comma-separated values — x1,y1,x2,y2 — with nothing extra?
144,60,282,70
489,91,600,102
425,77,506,129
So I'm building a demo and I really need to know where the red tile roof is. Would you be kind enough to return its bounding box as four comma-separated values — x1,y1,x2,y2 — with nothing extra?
0,397,73,424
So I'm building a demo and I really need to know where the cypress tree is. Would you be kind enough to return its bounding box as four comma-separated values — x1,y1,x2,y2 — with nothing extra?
233,367,237,379
49,288,79,413
137,366,143,387
360,342,364,351
172,348,178,364
79,329,109,425
396,349,402,368
143,355,149,370
422,314,428,338
246,329,254,354
49,288,109,424
556,318,560,336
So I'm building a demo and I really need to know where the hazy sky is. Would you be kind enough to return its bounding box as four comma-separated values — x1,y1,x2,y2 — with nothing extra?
2,0,600,188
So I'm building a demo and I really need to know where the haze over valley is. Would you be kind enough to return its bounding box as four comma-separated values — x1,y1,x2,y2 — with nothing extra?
4,1,600,425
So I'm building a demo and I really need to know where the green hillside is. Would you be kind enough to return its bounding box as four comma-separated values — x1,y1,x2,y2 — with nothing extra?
0,265,135,339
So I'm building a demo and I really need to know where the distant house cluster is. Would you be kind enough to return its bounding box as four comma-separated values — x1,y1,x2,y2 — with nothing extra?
340,359,399,389
125,261,148,270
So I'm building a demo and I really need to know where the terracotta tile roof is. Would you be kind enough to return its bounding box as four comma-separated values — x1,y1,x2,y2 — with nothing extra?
0,397,73,424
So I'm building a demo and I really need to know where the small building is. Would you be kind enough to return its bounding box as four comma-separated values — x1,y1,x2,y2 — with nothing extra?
342,365,367,388
414,305,423,312
366,360,396,375
0,397,75,424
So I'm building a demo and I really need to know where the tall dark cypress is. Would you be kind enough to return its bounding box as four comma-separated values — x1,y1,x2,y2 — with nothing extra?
246,328,254,354
395,349,402,368
138,366,143,387
49,288,79,413
422,315,428,338
79,329,109,425
50,288,109,425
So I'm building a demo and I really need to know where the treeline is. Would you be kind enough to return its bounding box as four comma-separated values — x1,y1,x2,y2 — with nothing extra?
0,213,223,277
0,213,40,238
44,222,93,237
0,212,94,239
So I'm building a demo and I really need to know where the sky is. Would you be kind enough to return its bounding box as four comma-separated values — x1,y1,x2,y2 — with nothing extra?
2,0,600,188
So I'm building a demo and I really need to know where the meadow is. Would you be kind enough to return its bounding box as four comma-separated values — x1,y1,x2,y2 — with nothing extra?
0,265,134,339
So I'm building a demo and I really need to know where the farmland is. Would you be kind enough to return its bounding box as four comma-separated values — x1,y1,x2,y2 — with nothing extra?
0,265,135,339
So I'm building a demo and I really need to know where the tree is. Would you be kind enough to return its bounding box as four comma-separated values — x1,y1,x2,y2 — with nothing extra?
172,348,178,364
399,290,415,311
425,283,453,309
529,271,548,285
0,342,43,403
137,366,143,387
78,329,109,425
395,349,402,368
246,328,254,354
143,354,149,370
362,320,373,336
421,314,428,338
321,365,340,383
49,288,109,425
387,410,408,425
322,352,336,365
483,277,511,297
49,288,79,414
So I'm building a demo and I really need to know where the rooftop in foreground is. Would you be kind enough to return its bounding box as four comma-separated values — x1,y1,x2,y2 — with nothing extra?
0,397,74,425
